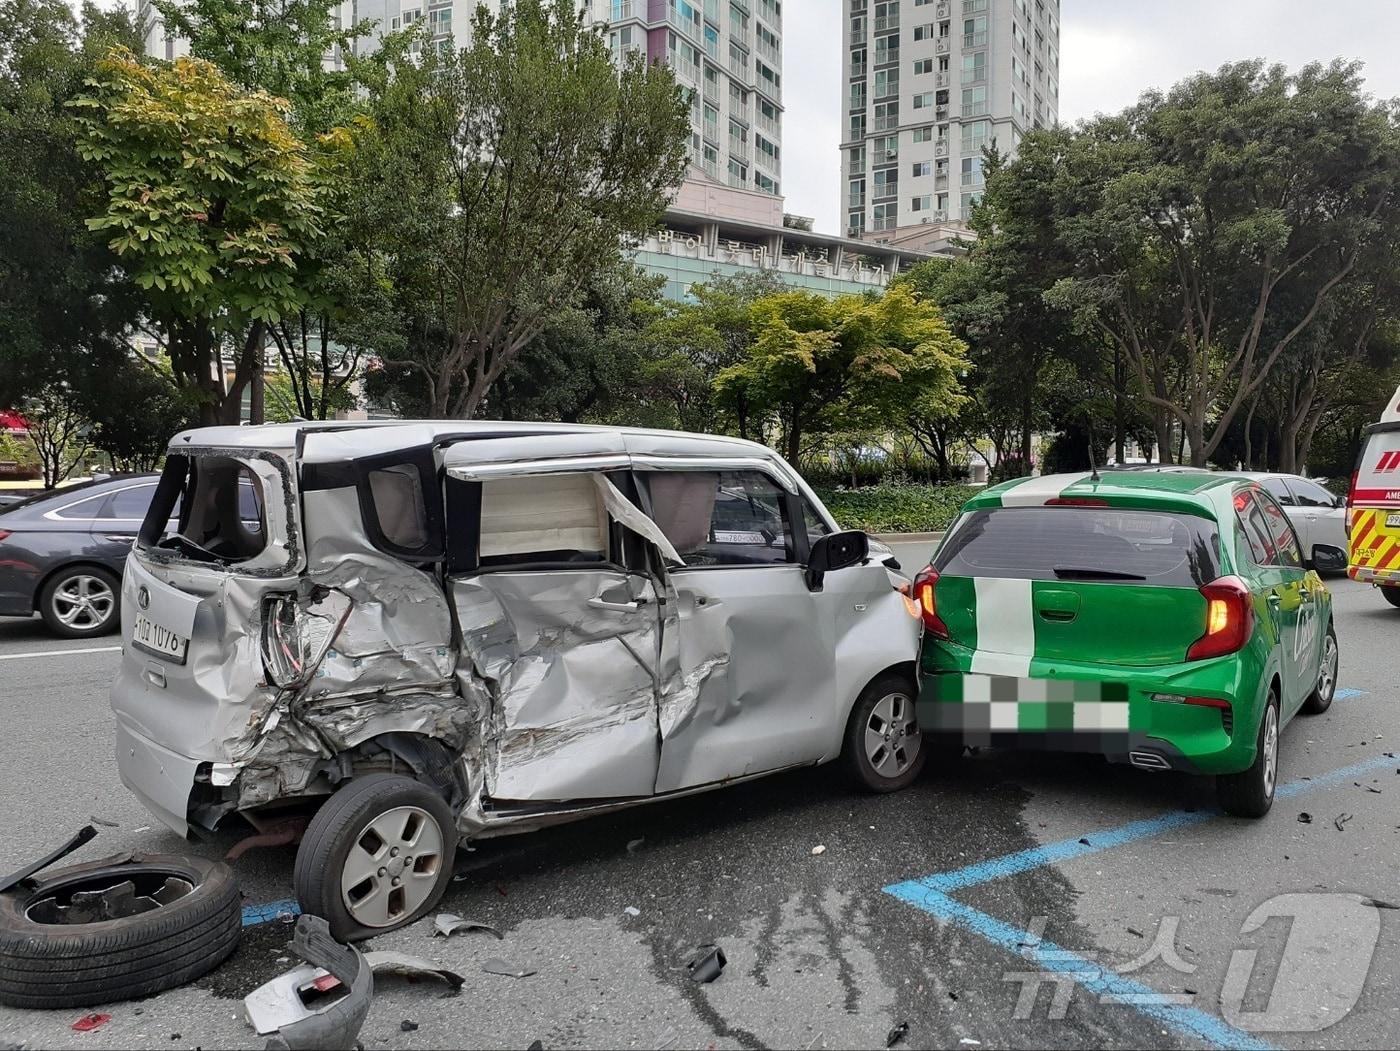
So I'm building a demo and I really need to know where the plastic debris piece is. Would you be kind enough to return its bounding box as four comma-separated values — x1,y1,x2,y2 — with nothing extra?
1335,813,1353,831
401,1020,419,1032
1362,897,1399,910
71,1013,111,1032
684,944,727,984
242,915,371,1048
959,1041,982,1047
1297,812,1313,824
811,845,826,856
527,1042,544,1051
365,951,465,993
433,913,503,940
482,958,536,979
886,1021,910,1047
626,838,645,853
624,906,641,917
1077,837,1091,846
88,816,119,829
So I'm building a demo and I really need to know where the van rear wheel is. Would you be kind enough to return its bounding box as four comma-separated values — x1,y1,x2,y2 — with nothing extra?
294,774,459,942
1381,586,1400,609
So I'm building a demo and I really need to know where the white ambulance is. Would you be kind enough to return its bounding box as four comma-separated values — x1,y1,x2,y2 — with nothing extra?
1346,385,1400,604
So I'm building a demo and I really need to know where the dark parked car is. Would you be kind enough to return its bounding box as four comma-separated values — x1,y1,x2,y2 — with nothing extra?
0,476,161,637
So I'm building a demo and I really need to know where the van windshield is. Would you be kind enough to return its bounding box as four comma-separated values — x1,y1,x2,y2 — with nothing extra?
139,454,269,566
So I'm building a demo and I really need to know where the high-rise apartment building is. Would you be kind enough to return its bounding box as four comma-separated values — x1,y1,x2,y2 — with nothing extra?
840,0,1059,249
140,1,784,204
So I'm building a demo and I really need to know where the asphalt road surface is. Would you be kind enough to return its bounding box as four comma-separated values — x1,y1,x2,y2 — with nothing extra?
0,543,1395,1050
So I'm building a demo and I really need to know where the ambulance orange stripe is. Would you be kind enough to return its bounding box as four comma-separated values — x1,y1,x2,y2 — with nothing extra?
1352,515,1380,553
1364,535,1392,568
1380,541,1400,570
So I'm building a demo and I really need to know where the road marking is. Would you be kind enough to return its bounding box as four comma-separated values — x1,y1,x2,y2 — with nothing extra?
1334,688,1368,700
883,884,1274,1051
911,753,1396,894
883,747,1396,1050
0,645,122,662
242,899,301,927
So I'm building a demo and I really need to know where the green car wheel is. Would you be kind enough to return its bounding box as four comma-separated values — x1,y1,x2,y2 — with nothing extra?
1217,691,1279,818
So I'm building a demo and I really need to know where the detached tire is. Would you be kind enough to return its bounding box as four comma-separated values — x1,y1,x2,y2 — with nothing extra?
294,774,459,942
0,853,240,1008
842,672,927,793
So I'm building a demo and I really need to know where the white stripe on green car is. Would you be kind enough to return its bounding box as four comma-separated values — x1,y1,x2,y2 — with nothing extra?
993,472,1092,507
969,577,1034,676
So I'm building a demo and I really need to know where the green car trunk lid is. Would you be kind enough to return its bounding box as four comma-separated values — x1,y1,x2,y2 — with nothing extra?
935,574,1208,669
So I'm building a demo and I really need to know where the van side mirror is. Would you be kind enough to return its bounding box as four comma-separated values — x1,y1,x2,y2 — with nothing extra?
806,530,870,591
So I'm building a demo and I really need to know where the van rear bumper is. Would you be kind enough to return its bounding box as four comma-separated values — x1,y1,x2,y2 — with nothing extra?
114,717,199,837
1347,565,1400,584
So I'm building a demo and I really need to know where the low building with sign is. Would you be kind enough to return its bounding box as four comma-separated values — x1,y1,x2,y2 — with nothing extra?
636,179,953,301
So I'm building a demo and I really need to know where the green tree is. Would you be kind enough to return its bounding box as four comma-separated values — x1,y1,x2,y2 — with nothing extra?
641,272,786,437
0,0,142,411
352,0,690,417
1045,60,1400,466
73,49,328,425
79,359,198,471
715,285,968,464
482,263,666,424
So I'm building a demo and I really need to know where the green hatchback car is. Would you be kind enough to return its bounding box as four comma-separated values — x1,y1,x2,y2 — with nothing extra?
914,471,1338,818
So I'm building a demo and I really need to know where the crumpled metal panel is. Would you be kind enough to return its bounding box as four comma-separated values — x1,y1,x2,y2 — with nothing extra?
653,565,838,793
453,570,661,801
302,488,456,698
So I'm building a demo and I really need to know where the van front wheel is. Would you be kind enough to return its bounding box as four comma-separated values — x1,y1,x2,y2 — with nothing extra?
294,774,459,942
842,673,927,793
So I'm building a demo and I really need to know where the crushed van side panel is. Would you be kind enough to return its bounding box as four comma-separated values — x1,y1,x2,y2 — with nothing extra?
452,572,661,802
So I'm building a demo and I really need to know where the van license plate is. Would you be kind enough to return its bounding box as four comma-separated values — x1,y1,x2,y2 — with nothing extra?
131,613,188,665
1387,513,1400,528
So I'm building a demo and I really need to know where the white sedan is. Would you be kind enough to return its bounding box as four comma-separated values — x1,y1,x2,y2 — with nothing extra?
1236,472,1348,572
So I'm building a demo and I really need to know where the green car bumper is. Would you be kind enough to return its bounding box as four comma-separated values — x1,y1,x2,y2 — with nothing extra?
917,641,1269,776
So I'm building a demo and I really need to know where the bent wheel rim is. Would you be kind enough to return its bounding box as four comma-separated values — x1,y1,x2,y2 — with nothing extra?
52,574,115,629
864,691,922,778
341,805,445,928
25,870,195,924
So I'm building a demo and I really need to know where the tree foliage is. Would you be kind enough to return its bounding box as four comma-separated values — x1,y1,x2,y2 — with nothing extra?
351,0,690,418
1044,60,1400,465
714,285,968,463
73,49,328,424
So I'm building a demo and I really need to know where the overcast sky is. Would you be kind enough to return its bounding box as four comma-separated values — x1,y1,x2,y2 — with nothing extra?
785,0,1400,234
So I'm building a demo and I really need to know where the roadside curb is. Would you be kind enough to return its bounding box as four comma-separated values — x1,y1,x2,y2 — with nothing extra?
871,531,945,544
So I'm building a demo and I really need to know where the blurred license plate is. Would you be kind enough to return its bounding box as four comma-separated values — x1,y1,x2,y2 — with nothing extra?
1387,513,1400,528
131,613,188,664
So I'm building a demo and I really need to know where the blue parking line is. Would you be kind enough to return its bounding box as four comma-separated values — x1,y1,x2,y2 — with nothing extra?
1334,688,1367,700
242,898,301,927
883,883,1274,1051
882,750,1396,1050
908,752,1397,894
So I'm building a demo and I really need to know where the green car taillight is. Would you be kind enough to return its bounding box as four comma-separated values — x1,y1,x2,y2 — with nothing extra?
1186,576,1254,661
913,565,950,640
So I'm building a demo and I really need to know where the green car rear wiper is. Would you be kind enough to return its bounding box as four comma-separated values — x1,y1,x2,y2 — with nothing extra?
1052,566,1148,581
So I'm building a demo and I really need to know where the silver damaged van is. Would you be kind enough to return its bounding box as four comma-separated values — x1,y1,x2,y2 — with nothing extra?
111,421,924,938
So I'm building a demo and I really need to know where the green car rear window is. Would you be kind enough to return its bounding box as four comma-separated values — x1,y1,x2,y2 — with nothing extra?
936,506,1221,586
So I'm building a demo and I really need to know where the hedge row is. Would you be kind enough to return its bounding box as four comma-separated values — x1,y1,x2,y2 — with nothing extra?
814,482,978,534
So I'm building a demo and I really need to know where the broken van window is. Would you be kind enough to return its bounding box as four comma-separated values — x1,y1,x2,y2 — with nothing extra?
640,470,796,567
368,464,430,551
143,455,267,565
478,474,608,567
